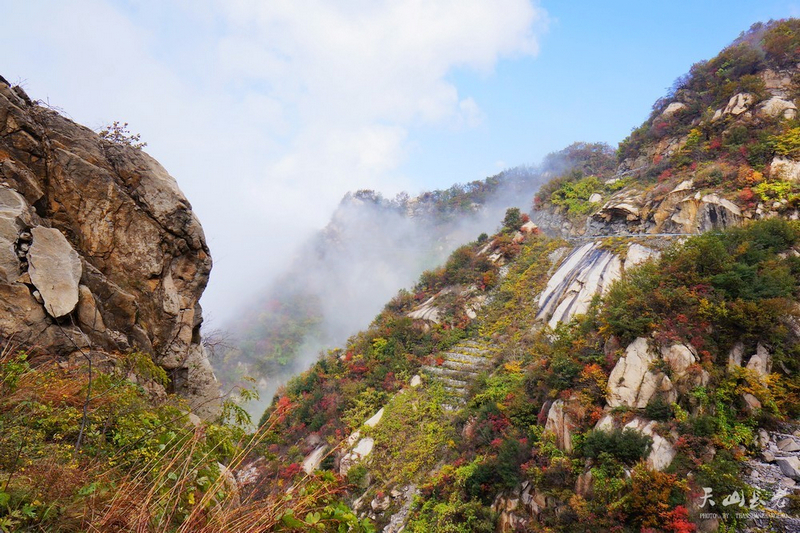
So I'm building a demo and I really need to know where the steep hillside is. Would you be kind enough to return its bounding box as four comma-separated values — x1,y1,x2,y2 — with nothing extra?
240,19,800,533
219,155,596,411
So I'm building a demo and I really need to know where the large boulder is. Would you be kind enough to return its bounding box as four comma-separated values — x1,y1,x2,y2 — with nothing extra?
746,343,772,377
661,102,687,117
625,417,676,471
607,338,669,408
27,227,81,318
771,156,800,182
0,78,217,416
723,92,755,116
777,457,800,481
660,343,696,377
594,414,676,471
759,96,797,119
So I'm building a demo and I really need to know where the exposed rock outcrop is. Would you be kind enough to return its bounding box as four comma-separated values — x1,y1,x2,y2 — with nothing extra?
723,92,755,116
607,337,666,408
606,338,706,409
759,96,798,119
667,193,742,234
545,398,578,452
492,481,552,532
536,242,622,329
746,343,772,377
0,78,217,416
771,156,800,182
27,226,82,318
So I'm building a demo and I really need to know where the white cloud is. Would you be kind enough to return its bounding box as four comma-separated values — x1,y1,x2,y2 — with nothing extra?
0,0,548,323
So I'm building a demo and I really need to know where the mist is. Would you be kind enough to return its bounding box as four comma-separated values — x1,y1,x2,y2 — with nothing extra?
216,161,563,417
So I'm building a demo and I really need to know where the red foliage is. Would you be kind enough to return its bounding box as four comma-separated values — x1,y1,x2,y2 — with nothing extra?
275,396,294,421
488,413,510,434
319,393,339,411
658,169,673,182
278,462,302,480
588,406,604,425
349,363,368,375
709,138,722,151
738,187,755,203
664,505,696,533
382,372,397,391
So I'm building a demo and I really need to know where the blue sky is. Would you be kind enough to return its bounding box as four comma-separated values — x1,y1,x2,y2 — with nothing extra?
405,1,800,189
1,0,799,322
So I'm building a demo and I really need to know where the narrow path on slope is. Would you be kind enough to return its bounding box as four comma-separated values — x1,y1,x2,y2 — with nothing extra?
421,339,495,409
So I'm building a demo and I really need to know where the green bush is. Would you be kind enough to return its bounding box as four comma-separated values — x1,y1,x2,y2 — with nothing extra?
581,428,652,465
408,497,495,533
644,397,674,422
502,207,523,232
549,175,603,216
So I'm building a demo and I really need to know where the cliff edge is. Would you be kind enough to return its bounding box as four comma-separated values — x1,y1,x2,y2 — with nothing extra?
0,77,218,416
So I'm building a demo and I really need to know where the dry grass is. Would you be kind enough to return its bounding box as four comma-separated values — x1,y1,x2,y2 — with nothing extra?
0,344,362,533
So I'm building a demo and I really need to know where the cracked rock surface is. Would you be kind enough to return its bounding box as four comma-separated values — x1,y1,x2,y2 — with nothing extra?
0,77,218,417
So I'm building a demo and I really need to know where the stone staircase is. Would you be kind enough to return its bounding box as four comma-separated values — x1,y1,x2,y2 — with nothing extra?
421,339,495,408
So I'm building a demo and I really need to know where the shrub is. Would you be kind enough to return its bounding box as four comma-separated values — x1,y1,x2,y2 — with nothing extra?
581,428,652,465
98,121,147,149
549,175,603,216
407,497,495,533
644,397,674,421
625,465,690,530
502,207,523,232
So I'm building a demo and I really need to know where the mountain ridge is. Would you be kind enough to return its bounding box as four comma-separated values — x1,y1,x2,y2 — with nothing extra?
242,18,800,533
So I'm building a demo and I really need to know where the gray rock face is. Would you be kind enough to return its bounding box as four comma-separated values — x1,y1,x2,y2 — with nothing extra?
0,186,33,282
668,193,742,233
545,399,577,452
777,457,800,480
0,77,217,416
723,92,755,116
607,337,664,408
624,243,659,270
536,242,622,329
27,227,81,318
778,438,800,453
746,343,771,377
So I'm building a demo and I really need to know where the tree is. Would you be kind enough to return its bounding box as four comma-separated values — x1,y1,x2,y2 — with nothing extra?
98,121,147,149
502,207,522,232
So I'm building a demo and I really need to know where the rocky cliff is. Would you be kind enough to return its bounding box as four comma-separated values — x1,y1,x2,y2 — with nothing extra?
0,77,218,416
